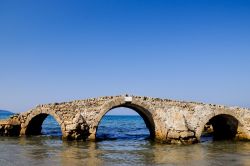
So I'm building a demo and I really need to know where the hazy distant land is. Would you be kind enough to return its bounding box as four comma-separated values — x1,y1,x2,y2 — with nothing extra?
0,110,12,114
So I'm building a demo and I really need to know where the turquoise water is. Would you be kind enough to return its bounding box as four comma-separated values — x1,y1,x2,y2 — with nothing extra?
1,113,250,166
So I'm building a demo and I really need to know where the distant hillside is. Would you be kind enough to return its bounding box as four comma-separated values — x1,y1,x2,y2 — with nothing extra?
0,110,13,114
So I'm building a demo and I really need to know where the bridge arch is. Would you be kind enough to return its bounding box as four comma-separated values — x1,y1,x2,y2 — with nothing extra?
90,97,156,140
21,108,66,137
196,110,247,141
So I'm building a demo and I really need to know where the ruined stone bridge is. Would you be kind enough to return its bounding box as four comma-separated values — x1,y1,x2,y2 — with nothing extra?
1,95,250,144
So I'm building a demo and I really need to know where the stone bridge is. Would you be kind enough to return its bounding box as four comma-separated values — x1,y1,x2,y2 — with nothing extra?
1,95,250,144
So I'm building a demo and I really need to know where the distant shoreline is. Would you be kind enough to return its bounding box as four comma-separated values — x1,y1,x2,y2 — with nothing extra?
0,110,13,114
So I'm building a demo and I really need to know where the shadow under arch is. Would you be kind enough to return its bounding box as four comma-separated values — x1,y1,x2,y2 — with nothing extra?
94,99,156,140
24,111,65,137
201,114,239,141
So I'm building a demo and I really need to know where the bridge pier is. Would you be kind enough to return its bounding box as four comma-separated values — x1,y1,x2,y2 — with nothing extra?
154,124,198,144
63,113,90,140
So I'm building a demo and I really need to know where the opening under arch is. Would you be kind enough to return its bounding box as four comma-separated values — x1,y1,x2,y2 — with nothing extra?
201,114,239,141
25,113,62,137
96,106,155,141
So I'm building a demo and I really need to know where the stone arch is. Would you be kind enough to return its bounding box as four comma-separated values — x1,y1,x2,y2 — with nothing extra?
89,97,156,140
21,108,66,137
195,110,247,141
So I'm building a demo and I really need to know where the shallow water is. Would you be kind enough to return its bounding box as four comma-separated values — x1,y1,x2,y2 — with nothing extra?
1,113,250,166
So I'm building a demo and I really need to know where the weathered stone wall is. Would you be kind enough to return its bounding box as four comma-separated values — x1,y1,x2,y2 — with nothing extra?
0,95,250,144
0,114,20,136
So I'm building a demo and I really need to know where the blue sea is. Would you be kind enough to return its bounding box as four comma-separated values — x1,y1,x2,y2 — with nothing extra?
1,112,250,166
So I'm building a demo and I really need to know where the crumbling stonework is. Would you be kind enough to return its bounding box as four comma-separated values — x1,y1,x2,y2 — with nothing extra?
0,114,20,136
0,95,250,144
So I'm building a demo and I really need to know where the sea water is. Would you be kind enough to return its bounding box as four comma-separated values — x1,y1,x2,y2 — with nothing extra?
1,112,250,166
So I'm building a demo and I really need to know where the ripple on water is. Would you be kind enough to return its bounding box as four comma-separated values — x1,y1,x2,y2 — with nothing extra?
1,114,250,166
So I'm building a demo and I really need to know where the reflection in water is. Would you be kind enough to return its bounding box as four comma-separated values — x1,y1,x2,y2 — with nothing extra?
1,115,250,166
1,137,250,166
59,142,103,166
151,144,204,165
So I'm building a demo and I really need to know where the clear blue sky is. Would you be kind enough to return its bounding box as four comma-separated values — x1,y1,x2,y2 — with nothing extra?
0,0,250,114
